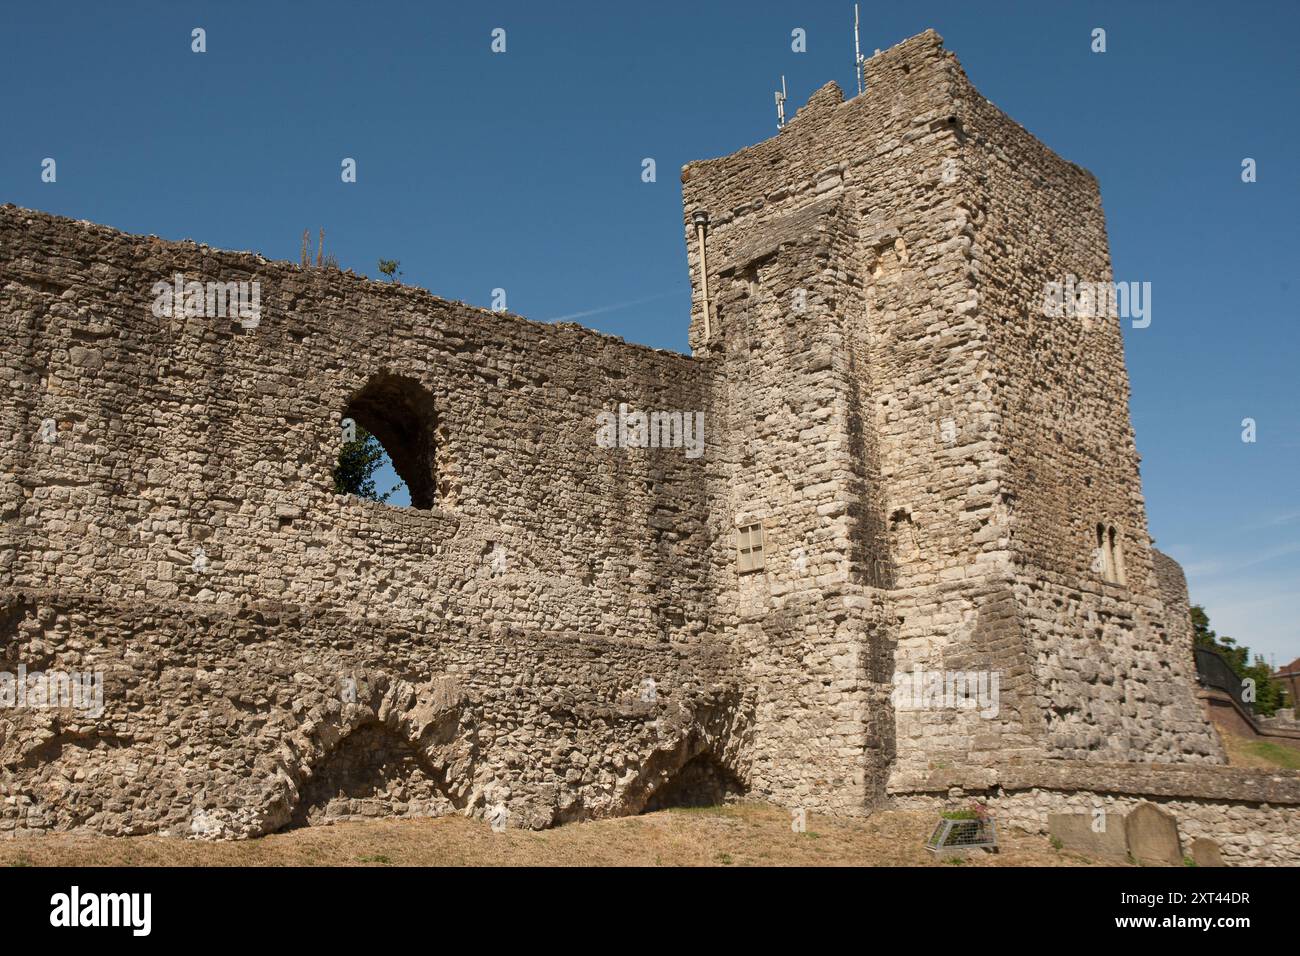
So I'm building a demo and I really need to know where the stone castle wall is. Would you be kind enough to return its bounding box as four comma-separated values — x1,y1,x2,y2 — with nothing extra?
0,29,1280,851
1153,545,1200,680
678,33,994,811
0,206,744,837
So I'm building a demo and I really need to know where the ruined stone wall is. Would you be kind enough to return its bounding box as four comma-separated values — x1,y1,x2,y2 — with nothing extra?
1153,546,1199,679
851,38,1046,784
680,29,1223,806
0,205,741,837
678,34,975,813
0,29,1262,843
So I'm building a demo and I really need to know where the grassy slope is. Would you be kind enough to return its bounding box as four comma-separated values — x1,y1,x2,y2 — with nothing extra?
1221,731,1300,770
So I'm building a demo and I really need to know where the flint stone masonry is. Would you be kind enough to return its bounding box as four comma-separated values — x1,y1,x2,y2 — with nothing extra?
1,30,1293,850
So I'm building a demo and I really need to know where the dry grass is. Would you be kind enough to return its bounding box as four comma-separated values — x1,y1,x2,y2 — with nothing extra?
0,803,1117,867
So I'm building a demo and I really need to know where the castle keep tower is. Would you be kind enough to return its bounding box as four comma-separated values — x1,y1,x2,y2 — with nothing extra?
681,29,1221,812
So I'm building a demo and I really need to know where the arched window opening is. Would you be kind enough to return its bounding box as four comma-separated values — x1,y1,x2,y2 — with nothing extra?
333,373,440,510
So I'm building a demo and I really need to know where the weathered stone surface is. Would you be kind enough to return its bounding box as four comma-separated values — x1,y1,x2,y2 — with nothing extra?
1191,837,1226,867
897,776,1300,866
1125,803,1184,866
892,760,1300,805
1047,812,1128,860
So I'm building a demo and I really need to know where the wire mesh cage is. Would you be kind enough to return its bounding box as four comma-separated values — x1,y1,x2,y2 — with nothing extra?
925,815,998,854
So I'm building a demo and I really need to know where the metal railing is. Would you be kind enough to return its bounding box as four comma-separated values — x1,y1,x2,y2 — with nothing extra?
1195,646,1255,719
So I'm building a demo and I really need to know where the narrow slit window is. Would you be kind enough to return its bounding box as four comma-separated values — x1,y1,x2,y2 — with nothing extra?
737,522,765,574
1108,525,1125,586
1095,523,1113,582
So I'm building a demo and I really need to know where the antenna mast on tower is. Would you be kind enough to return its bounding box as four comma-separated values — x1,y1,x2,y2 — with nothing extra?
775,75,787,130
854,4,865,95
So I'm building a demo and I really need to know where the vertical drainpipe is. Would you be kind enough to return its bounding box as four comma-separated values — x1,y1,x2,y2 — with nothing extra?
692,209,711,342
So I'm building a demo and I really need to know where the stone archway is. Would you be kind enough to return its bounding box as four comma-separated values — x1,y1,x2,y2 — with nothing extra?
288,721,457,827
191,674,479,840
643,751,745,811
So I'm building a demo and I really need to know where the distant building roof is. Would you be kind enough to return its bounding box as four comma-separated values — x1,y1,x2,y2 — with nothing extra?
1276,658,1300,678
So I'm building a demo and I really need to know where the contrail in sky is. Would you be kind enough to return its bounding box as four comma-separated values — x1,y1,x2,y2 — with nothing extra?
543,290,682,323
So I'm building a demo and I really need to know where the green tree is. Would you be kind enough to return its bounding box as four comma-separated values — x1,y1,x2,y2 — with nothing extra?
333,426,393,503
1192,604,1286,715
377,259,401,282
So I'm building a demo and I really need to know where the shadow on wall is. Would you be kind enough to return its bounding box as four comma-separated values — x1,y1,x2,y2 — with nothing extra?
642,752,746,811
287,722,459,828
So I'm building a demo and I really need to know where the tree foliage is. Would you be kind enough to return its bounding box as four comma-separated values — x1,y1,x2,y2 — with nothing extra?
332,426,394,503
1192,604,1286,715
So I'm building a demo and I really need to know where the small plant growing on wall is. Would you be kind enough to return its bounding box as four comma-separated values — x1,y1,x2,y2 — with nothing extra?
301,228,340,270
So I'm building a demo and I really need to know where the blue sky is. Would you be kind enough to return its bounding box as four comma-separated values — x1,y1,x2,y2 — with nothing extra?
2,1,1295,663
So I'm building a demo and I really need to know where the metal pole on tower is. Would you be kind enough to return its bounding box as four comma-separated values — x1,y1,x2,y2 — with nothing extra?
854,4,865,95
